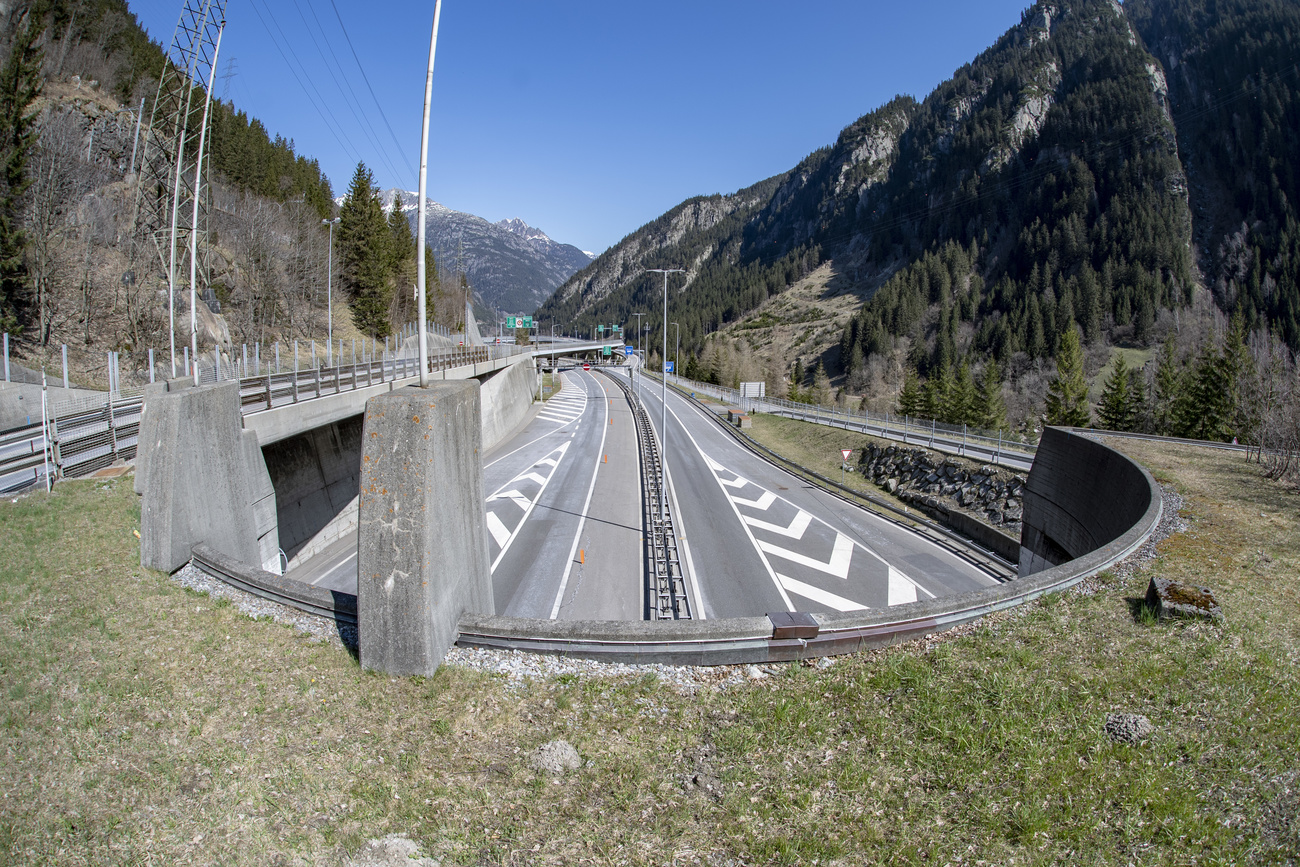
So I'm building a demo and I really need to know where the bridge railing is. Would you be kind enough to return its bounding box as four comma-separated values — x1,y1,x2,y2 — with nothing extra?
2,343,528,489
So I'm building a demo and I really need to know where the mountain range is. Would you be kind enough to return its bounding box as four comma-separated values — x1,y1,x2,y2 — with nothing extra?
380,190,593,319
537,0,1299,398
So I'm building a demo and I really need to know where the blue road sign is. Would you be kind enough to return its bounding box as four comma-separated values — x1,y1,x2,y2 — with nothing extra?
664,361,674,373
624,346,634,357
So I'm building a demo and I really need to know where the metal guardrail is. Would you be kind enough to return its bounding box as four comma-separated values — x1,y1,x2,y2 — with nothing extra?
671,377,1038,470
598,369,690,620
0,344,528,491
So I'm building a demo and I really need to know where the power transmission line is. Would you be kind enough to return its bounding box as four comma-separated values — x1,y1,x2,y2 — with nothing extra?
328,0,419,183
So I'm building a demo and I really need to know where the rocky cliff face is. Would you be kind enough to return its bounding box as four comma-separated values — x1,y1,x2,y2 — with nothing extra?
382,190,592,318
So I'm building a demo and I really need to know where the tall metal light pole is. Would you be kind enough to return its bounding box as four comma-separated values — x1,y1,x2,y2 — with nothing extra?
631,312,645,394
415,0,443,386
646,269,684,534
672,321,680,384
322,217,340,365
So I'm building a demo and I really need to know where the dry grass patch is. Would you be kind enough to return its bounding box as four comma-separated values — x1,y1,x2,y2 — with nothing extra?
0,439,1297,865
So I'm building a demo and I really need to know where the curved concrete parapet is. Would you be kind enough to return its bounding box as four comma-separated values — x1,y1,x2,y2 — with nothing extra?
455,427,1163,664
1018,426,1159,575
192,543,356,626
187,427,1162,668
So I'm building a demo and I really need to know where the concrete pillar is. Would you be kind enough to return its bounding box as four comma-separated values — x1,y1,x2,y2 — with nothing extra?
357,381,493,675
137,380,279,574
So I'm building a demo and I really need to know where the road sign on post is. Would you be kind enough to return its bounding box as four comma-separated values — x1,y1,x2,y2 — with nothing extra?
664,361,674,373
602,345,612,356
624,345,634,357
841,449,852,461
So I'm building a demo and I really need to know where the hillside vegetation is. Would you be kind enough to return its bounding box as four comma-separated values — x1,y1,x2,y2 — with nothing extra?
538,0,1300,450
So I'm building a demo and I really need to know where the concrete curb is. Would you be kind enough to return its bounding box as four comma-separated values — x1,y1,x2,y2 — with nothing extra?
191,543,357,626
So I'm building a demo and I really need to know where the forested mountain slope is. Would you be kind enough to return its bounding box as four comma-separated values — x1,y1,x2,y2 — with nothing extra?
539,0,1298,439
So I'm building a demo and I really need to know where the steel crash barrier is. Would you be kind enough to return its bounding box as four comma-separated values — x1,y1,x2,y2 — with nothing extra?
0,345,518,492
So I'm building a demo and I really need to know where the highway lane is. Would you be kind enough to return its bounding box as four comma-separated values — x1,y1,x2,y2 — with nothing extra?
288,366,645,619
632,374,1000,619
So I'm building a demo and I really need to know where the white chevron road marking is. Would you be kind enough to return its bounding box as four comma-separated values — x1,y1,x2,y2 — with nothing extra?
743,509,813,539
486,512,511,548
777,574,868,612
888,565,919,605
731,490,777,510
757,533,854,579
488,490,531,511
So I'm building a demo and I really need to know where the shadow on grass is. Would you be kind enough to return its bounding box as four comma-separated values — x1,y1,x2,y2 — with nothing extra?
1127,596,1160,626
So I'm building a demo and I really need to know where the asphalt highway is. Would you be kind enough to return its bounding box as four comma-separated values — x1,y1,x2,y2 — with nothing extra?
628,368,999,618
289,362,999,621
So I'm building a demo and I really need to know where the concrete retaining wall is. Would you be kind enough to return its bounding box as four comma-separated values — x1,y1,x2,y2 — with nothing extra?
262,416,363,561
1018,426,1155,576
480,356,537,450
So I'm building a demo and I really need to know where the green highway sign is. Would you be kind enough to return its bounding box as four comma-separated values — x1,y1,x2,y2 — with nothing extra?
506,316,533,329
603,345,612,356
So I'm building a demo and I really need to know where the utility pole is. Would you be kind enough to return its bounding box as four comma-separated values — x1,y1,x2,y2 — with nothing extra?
646,269,684,535
323,217,340,364
672,321,680,384
415,0,443,386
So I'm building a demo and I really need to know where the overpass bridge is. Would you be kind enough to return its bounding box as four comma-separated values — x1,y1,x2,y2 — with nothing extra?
136,338,611,577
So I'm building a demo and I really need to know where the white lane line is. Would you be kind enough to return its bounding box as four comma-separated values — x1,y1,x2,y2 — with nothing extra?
889,565,921,605
486,512,511,548
550,369,610,619
490,441,571,573
661,390,936,592
731,490,776,510
743,509,812,539
310,549,357,586
778,574,868,612
644,391,794,612
757,533,854,579
665,459,705,620
484,375,588,471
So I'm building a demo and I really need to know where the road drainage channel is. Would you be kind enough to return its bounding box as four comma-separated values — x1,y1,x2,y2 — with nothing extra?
597,369,691,620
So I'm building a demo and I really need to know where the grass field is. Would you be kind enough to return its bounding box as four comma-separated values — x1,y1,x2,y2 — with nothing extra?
1,432,1297,865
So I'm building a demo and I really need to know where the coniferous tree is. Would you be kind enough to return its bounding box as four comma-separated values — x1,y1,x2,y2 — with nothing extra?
811,361,832,407
338,162,393,337
0,4,45,333
897,369,923,417
1045,325,1091,427
952,360,979,426
1153,336,1183,435
978,359,1007,431
1096,354,1132,430
1127,366,1151,434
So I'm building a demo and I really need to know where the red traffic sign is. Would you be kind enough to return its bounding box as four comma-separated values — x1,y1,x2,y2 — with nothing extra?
841,449,852,461
583,364,591,371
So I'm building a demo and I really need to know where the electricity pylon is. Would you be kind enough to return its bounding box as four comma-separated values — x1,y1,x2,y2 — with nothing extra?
131,0,227,376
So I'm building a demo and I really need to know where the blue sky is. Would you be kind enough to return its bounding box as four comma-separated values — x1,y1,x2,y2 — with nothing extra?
126,0,1032,254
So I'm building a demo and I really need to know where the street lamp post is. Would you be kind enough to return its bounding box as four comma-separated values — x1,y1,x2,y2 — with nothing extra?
672,321,680,385
631,312,645,395
323,217,340,365
646,269,684,536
